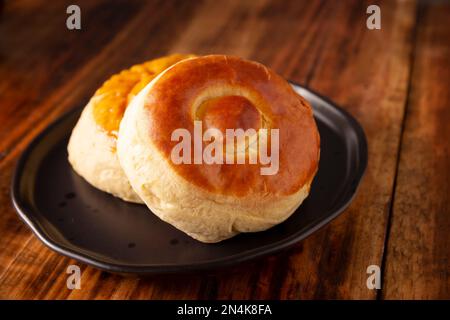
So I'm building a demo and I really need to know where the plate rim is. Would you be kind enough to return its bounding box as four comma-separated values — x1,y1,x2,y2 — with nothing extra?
11,82,368,274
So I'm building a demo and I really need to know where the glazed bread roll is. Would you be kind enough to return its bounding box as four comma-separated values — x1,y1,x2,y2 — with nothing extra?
68,54,195,203
118,55,320,242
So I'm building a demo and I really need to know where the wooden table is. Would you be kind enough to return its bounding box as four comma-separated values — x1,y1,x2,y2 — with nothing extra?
0,0,448,300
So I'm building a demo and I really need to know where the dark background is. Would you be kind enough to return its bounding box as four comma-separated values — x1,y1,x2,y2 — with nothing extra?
0,0,448,299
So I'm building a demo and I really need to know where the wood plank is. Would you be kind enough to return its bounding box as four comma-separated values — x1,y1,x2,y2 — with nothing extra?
0,0,148,279
382,2,450,299
0,0,419,299
0,0,143,160
284,0,418,298
202,0,417,299
0,0,202,297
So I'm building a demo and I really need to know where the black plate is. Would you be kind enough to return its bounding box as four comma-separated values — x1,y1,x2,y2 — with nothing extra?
11,83,367,274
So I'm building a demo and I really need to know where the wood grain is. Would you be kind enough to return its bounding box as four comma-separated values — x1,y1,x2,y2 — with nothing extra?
382,2,450,299
0,0,447,299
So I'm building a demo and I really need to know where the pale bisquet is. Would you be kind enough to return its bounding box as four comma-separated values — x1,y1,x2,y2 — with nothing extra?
117,55,320,242
67,54,195,203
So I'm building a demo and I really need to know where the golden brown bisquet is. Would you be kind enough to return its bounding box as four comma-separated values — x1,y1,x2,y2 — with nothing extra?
118,55,320,242
68,54,195,203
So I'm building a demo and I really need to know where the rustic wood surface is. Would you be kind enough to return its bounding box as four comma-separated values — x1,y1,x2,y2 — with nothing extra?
381,2,450,300
0,0,448,299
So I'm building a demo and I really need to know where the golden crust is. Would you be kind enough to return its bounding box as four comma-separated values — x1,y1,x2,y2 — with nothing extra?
68,54,195,203
143,55,320,197
92,54,196,135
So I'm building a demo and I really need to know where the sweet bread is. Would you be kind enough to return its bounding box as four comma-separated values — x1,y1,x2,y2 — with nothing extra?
117,55,320,242
67,54,195,203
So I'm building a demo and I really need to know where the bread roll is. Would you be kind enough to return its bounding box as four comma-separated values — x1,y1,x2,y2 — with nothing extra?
117,55,320,242
67,54,195,203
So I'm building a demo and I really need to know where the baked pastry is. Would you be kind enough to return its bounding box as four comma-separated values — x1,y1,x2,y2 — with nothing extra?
68,54,195,203
117,55,320,242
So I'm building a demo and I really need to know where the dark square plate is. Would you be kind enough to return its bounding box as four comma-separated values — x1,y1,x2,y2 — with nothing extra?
11,83,367,274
